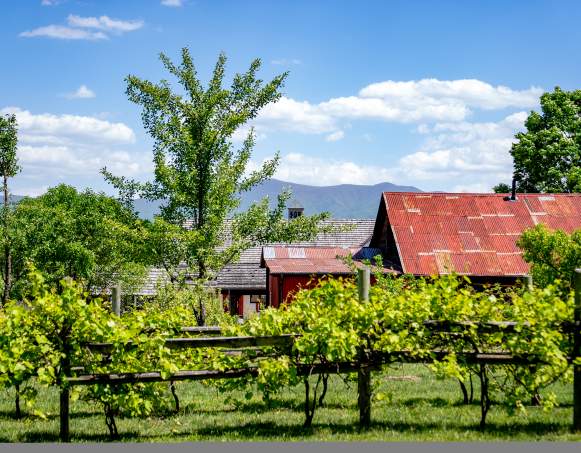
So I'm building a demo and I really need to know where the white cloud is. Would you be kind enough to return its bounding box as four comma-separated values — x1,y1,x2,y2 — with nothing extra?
258,96,337,134
253,79,540,137
231,126,267,143
325,130,345,142
250,153,394,186
66,15,143,33
2,107,135,144
41,0,62,5
20,25,107,40
65,85,96,99
3,106,150,195
20,15,143,40
161,0,184,6
271,58,302,66
359,79,542,110
392,112,529,192
251,111,528,191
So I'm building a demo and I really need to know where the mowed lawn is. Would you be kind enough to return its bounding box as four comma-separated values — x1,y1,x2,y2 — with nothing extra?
0,364,579,442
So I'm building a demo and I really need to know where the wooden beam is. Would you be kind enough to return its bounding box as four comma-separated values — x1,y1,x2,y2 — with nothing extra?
85,335,295,353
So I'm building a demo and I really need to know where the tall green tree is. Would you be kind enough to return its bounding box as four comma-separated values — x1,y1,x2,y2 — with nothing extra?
103,49,329,289
0,114,21,305
9,184,147,298
505,87,581,193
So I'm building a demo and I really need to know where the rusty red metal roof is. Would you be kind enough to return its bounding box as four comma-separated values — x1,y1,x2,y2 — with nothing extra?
261,246,389,275
381,192,581,277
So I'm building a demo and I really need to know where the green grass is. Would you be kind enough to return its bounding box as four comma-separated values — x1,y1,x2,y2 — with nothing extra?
0,364,579,442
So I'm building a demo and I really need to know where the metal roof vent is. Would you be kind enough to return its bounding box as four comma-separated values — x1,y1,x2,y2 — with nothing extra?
509,178,517,201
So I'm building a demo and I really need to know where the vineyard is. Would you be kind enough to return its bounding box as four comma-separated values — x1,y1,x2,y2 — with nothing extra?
0,267,580,442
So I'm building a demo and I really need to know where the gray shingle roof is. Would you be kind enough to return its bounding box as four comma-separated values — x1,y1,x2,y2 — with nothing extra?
135,219,376,295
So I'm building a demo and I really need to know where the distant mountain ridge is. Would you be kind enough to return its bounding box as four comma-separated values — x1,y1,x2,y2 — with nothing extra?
7,179,422,219
133,179,422,219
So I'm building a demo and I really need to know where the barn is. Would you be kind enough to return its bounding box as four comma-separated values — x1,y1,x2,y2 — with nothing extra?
261,246,392,308
261,191,581,308
369,191,581,284
137,215,377,318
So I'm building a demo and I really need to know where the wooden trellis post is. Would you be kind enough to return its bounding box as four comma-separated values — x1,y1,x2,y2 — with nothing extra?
573,268,581,432
357,266,371,428
526,275,533,291
112,283,121,316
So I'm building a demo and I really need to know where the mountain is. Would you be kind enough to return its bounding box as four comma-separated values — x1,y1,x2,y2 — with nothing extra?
132,179,422,219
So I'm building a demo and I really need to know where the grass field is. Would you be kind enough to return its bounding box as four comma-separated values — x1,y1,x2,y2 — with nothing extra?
0,364,579,442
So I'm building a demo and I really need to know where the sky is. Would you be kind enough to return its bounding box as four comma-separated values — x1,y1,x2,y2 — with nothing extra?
1,0,581,196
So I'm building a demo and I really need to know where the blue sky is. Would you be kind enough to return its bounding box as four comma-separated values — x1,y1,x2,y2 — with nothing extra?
1,0,580,196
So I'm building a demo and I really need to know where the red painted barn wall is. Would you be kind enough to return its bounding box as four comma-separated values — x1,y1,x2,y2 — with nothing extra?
269,273,354,307
269,274,279,308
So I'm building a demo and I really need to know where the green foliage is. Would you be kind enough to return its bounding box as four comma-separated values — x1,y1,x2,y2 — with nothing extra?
0,264,576,436
509,87,581,193
219,272,576,426
7,184,147,298
0,114,20,181
102,49,330,314
152,282,233,327
517,224,581,289
492,183,511,193
0,268,112,416
0,113,21,306
0,267,229,436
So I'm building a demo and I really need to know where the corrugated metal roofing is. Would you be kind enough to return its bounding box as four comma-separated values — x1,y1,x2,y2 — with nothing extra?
382,192,581,277
262,246,388,275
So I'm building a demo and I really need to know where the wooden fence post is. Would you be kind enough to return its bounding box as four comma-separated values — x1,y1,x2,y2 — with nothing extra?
357,266,371,428
357,267,370,303
59,386,69,442
526,275,533,291
112,283,121,316
573,268,581,432
59,341,71,442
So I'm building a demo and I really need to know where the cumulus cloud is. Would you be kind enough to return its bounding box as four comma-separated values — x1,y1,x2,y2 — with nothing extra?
325,130,345,142
20,14,143,40
66,15,143,33
249,153,394,186
393,112,529,192
64,85,96,99
161,0,184,6
258,96,338,134
254,110,527,190
2,107,150,195
253,79,540,138
20,26,107,40
359,79,541,110
3,107,135,144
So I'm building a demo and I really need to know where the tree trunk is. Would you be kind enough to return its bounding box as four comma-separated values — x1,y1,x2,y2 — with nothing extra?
104,403,119,440
318,374,329,407
15,384,21,419
2,174,11,306
170,381,180,413
469,372,474,403
478,364,491,429
303,378,314,428
458,379,469,404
